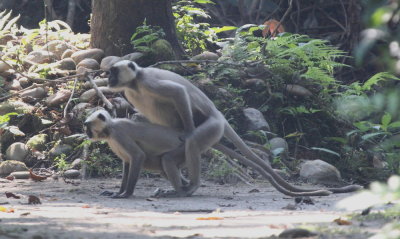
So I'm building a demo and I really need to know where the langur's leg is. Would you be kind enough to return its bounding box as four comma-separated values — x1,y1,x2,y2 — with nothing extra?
101,161,129,197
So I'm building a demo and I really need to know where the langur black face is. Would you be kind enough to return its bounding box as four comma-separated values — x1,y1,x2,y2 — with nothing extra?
108,60,138,91
84,110,109,140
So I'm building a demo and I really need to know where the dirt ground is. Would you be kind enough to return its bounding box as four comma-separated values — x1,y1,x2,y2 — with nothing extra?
0,177,388,239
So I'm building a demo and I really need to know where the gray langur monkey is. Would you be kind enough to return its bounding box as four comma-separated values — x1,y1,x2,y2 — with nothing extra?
107,60,362,197
84,109,337,198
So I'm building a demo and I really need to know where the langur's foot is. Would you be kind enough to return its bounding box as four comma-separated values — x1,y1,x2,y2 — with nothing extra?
111,192,131,199
153,188,188,198
100,190,114,196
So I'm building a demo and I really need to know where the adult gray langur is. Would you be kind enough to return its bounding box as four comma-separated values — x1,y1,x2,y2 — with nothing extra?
106,60,362,197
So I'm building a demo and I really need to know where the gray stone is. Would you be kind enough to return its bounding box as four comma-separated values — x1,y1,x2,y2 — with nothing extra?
84,78,108,89
0,160,29,177
62,134,86,146
71,48,105,64
10,171,30,179
26,134,48,151
100,56,121,71
71,158,83,169
300,159,341,185
6,142,30,162
191,51,219,61
49,144,73,157
0,101,35,115
77,58,100,70
0,34,17,45
5,79,22,91
121,52,144,62
20,87,47,100
41,40,77,59
269,137,289,159
18,77,31,88
243,108,270,131
0,61,11,73
62,49,74,59
25,50,57,64
56,58,76,70
45,89,72,106
79,87,112,102
285,84,312,97
72,103,92,120
63,169,80,179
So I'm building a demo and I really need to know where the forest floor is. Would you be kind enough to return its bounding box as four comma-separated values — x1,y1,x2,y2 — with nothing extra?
0,177,392,239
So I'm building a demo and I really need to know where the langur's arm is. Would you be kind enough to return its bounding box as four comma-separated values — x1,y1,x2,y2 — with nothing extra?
146,80,195,133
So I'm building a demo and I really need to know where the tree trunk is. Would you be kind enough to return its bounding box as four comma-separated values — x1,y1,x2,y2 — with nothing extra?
90,0,184,58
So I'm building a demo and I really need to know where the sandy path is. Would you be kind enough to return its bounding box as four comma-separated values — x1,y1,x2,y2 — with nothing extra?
0,177,371,239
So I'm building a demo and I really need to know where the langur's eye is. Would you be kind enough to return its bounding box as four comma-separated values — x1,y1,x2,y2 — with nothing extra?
98,114,106,121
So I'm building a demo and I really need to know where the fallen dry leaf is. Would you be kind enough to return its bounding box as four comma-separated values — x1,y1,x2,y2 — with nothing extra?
5,175,14,181
0,206,15,213
29,169,47,182
5,192,21,199
333,217,352,225
82,205,90,208
262,19,285,37
28,195,41,205
20,212,30,216
195,217,224,220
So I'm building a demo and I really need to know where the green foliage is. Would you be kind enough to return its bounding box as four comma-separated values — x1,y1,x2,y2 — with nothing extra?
130,19,165,54
0,10,19,38
207,149,236,182
54,154,70,171
173,0,236,55
0,112,18,128
86,142,121,177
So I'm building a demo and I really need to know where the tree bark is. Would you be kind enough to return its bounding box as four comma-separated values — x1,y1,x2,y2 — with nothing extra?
90,0,184,58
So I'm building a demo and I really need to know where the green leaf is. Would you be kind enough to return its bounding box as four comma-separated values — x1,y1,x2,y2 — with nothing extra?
361,132,387,141
211,26,237,33
326,137,348,144
362,72,400,91
310,147,340,157
193,0,215,4
285,132,304,138
388,121,400,130
381,112,391,130
353,121,371,132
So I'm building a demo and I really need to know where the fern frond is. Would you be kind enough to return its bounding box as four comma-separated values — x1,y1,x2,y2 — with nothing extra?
363,72,400,91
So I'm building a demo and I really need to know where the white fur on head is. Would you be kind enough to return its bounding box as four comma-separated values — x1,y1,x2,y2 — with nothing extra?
85,109,112,140
108,60,140,91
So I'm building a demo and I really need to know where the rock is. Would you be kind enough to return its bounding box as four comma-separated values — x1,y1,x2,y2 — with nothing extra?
25,50,57,64
41,40,77,59
121,52,144,62
191,51,219,61
56,58,76,70
300,159,341,185
72,103,92,120
76,66,90,76
0,126,25,155
0,61,11,73
0,160,29,177
100,56,121,71
0,34,17,45
17,113,44,134
79,87,112,102
18,77,31,88
49,144,73,157
45,89,72,106
6,143,30,162
71,48,105,64
20,87,47,100
151,39,174,62
62,49,74,59
0,101,35,115
4,79,22,91
26,134,48,151
244,78,266,88
71,158,83,169
10,171,30,179
63,169,80,179
77,58,100,70
243,108,270,131
62,134,86,146
285,84,312,97
269,137,289,159
83,78,108,88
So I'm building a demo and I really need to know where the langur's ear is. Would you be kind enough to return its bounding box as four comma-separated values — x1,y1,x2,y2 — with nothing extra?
128,62,136,71
98,113,106,121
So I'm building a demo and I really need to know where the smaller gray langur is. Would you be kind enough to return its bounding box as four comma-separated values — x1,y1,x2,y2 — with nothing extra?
85,109,354,199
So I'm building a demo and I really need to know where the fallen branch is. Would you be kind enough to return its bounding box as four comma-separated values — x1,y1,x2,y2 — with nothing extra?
84,72,116,116
150,59,262,68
